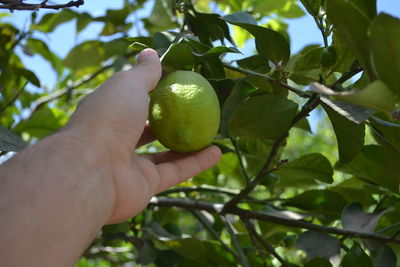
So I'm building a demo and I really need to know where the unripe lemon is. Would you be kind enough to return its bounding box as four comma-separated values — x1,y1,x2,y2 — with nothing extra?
149,70,220,153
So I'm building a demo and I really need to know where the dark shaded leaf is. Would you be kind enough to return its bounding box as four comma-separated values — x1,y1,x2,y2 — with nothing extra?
14,68,40,87
323,104,365,163
275,153,333,186
221,79,256,137
335,145,399,193
0,126,25,152
326,0,375,79
236,55,271,73
160,43,194,72
285,190,347,216
222,12,290,64
300,0,321,16
304,257,332,267
341,243,373,267
230,94,298,140
341,202,387,232
186,10,233,45
296,231,340,260
371,245,397,267
369,13,400,97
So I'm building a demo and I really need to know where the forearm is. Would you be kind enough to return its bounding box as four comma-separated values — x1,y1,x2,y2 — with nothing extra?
0,128,114,266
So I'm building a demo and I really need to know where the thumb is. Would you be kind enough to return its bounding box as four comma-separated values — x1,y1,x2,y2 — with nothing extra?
133,48,162,92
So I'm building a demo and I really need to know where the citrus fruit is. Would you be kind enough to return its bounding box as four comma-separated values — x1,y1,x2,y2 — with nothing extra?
148,70,220,153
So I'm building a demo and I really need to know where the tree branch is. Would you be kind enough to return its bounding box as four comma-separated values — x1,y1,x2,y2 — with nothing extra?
191,210,239,261
222,63,310,98
0,0,84,11
0,82,27,118
242,217,290,267
221,215,250,267
222,94,321,212
158,185,241,197
150,197,400,245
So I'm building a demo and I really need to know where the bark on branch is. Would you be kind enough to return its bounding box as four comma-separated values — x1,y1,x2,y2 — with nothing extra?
150,197,400,245
0,0,84,11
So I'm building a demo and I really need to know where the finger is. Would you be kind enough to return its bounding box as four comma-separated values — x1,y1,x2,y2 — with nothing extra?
136,124,156,148
140,149,191,164
129,48,162,92
154,146,221,193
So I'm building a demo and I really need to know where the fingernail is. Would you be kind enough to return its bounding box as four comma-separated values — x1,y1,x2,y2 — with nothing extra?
137,48,156,63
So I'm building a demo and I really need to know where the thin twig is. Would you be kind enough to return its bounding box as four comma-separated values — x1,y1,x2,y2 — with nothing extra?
0,0,84,11
313,16,328,47
242,217,290,267
149,197,400,244
222,94,321,212
329,60,362,90
191,210,239,261
222,63,310,98
0,82,27,118
158,185,241,197
231,137,250,184
221,215,250,267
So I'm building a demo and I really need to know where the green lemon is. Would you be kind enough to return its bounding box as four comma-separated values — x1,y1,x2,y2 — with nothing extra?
149,70,221,153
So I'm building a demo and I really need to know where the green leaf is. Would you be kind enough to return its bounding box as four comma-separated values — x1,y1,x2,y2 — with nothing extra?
275,153,333,187
333,81,396,116
238,137,273,177
321,97,373,124
326,0,375,79
369,13,400,97
341,202,387,233
222,12,290,64
76,12,92,33
294,117,312,133
229,94,298,140
186,10,233,45
304,257,333,267
14,107,68,139
331,32,355,73
341,243,373,267
26,38,62,75
63,41,112,70
193,46,240,63
285,190,347,215
160,43,194,72
33,9,77,33
0,126,25,152
294,47,323,71
143,0,177,33
347,0,377,20
323,104,365,163
221,79,256,137
335,145,399,193
14,68,40,87
295,231,341,260
236,55,271,73
165,238,235,266
300,0,321,16
369,117,400,152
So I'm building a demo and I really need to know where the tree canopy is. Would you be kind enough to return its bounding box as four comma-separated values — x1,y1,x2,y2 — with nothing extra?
1,0,400,266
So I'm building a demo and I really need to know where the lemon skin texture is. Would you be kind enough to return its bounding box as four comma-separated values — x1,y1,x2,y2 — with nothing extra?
149,71,221,153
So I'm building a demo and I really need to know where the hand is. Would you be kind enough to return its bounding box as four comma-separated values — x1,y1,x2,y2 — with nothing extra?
68,49,221,223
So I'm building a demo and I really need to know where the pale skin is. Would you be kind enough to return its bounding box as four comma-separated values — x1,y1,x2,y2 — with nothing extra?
0,49,221,266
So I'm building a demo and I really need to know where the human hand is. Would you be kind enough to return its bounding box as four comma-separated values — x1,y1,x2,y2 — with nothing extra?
68,49,221,224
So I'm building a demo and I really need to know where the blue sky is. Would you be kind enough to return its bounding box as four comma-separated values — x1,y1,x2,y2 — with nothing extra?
3,0,400,88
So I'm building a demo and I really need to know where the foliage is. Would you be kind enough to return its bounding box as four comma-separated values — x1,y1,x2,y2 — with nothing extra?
1,0,400,266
